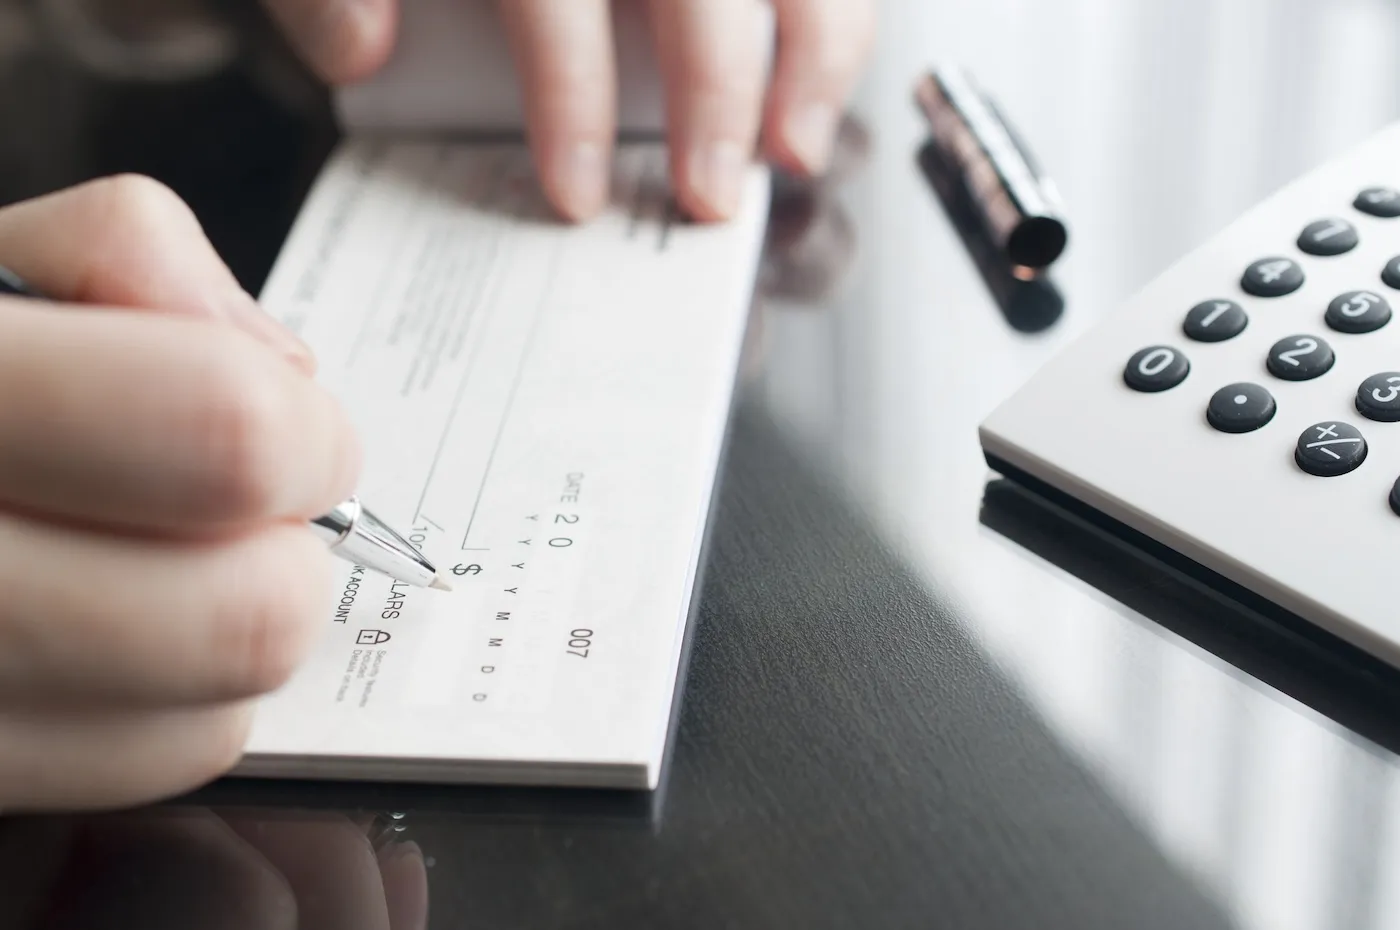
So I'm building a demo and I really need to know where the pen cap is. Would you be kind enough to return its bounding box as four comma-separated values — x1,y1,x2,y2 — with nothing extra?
914,65,1068,271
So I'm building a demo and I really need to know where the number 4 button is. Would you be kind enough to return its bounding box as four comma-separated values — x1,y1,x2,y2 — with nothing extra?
1243,257,1305,297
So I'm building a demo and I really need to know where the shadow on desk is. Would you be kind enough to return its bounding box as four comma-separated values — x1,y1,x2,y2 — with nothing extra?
979,476,1400,758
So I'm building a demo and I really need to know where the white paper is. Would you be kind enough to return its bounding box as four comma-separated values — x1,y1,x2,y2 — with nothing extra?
239,139,769,787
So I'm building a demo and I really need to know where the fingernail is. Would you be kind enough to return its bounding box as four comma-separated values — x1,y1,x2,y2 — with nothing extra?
225,292,317,374
689,141,746,220
550,142,607,220
783,102,838,175
379,840,430,930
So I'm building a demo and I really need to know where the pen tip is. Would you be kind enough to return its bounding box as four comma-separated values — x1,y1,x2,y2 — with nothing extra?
429,575,453,592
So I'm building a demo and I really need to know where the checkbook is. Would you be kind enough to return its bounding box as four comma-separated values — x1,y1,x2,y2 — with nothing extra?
234,0,772,789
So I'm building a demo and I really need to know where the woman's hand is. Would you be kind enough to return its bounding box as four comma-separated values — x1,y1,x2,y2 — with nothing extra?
261,0,876,222
0,175,359,812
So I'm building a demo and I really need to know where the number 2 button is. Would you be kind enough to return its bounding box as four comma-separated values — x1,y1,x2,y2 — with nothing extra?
1267,334,1334,381
1124,346,1190,392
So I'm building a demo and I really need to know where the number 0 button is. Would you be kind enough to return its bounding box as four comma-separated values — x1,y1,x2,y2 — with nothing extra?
1207,383,1276,433
1124,346,1189,392
1242,257,1304,297
1295,421,1367,477
1266,334,1334,381
1356,372,1400,422
1325,290,1391,334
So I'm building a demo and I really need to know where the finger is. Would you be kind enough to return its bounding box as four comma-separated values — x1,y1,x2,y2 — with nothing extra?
0,702,257,811
0,300,357,536
0,516,333,707
222,813,392,930
379,840,430,930
645,0,769,221
260,0,396,85
497,0,615,221
0,174,314,373
762,0,875,176
34,810,297,930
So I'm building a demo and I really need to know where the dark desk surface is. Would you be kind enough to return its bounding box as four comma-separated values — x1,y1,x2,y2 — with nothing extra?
5,1,1400,927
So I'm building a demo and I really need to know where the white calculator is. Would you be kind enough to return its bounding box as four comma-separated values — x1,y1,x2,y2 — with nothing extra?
980,120,1400,670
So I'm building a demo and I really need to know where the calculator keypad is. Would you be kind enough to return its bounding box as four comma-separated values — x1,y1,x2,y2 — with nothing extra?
1122,185,1400,490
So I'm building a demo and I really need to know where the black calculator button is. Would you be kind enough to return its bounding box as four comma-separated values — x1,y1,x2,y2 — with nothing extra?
1383,256,1400,290
1241,257,1305,297
1325,290,1391,334
1389,477,1400,517
1182,300,1247,342
1295,421,1367,477
1355,187,1400,218
1206,383,1275,433
1124,346,1189,392
1297,218,1358,256
1266,334,1334,381
1356,373,1400,422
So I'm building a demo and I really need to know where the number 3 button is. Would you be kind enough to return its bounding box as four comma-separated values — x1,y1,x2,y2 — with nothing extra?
1124,346,1189,392
1356,372,1400,422
1267,334,1334,381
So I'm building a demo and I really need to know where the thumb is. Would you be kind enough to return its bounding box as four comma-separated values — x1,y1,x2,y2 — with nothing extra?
0,175,314,373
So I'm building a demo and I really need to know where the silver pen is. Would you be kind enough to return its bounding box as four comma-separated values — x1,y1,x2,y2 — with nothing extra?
0,267,450,591
311,497,452,590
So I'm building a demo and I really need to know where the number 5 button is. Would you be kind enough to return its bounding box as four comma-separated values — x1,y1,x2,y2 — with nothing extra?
1356,372,1400,421
1325,290,1391,334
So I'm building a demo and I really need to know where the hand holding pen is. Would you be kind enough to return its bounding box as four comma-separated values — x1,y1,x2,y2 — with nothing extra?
0,176,437,813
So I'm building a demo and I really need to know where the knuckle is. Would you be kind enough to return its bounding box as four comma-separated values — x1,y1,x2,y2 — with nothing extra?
191,353,293,520
213,529,329,698
88,173,194,230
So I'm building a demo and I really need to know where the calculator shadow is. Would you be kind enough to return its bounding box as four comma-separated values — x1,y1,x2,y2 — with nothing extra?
979,475,1400,755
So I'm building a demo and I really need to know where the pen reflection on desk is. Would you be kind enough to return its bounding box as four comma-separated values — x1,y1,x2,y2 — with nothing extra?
0,265,450,592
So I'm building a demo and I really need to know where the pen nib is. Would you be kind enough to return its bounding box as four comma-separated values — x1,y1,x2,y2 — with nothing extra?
429,574,453,592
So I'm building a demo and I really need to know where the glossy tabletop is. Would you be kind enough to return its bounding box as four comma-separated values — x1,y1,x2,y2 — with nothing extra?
4,0,1400,927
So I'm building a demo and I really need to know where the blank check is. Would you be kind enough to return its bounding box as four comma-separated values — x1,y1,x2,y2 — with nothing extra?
236,139,769,788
